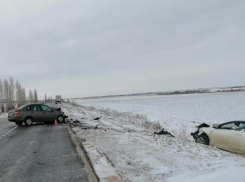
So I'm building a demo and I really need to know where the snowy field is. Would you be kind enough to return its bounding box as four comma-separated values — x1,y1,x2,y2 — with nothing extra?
63,103,245,182
75,91,245,139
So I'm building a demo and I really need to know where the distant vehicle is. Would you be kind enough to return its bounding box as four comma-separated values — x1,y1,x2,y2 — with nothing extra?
55,95,62,104
8,104,66,126
191,121,245,155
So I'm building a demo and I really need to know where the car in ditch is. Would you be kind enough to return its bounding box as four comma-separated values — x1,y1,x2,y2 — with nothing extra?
191,121,245,155
8,104,66,126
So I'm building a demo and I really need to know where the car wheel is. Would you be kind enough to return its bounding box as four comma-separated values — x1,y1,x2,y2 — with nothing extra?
25,117,33,126
195,134,209,145
57,115,64,123
15,121,23,126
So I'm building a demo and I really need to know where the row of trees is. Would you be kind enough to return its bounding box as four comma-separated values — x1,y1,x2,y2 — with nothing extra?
44,94,53,103
0,76,38,111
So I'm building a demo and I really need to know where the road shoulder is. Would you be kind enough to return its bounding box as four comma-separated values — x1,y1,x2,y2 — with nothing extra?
67,124,121,182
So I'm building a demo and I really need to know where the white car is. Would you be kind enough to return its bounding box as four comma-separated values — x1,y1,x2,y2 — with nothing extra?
191,121,245,155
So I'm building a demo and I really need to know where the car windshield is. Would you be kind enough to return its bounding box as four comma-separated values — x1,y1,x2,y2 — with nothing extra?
220,122,245,130
220,123,239,130
236,123,245,130
41,105,52,112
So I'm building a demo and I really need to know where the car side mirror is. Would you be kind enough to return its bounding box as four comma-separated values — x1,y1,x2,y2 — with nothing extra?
213,124,219,129
51,109,54,112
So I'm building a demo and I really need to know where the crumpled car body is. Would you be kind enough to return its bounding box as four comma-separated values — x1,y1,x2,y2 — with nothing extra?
191,121,245,155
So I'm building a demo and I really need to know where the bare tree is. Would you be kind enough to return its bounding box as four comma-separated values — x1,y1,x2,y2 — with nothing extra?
0,78,3,100
4,79,9,100
45,94,47,103
29,90,34,103
15,80,22,107
0,79,4,112
15,80,20,105
34,89,38,103
15,81,27,106
8,77,15,109
3,79,10,110
0,77,30,111
19,87,25,106
20,88,26,105
9,77,14,100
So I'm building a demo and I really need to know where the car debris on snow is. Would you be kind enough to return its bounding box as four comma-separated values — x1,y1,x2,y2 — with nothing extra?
191,123,210,140
94,116,102,120
62,103,245,182
154,128,175,137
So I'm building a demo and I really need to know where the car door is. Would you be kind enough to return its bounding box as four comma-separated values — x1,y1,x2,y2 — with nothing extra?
41,105,56,121
210,122,239,150
211,129,233,150
30,105,43,122
230,123,245,154
241,129,245,155
229,130,244,154
24,105,32,118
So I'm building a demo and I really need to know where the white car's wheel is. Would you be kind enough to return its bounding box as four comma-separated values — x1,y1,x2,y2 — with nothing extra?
196,134,209,145
25,117,33,126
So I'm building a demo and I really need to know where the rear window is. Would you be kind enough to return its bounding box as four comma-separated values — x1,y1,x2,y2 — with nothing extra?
31,105,41,111
17,105,27,110
26,106,31,111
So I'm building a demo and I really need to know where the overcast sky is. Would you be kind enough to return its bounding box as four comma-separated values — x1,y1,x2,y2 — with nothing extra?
0,0,245,99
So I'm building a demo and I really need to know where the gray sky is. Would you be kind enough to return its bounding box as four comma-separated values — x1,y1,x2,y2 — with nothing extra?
0,0,245,99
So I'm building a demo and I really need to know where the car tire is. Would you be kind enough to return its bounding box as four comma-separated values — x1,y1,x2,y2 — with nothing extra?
57,115,64,123
195,134,209,145
25,117,33,126
15,121,23,126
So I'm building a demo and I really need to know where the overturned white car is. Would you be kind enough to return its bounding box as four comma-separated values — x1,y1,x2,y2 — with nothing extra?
191,121,245,155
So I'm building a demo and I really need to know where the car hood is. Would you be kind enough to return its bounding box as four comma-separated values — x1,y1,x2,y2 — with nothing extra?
54,110,64,114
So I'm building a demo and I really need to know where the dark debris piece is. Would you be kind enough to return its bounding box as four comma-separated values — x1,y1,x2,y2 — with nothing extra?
80,125,98,130
38,162,45,165
74,120,80,124
154,128,174,137
94,116,102,120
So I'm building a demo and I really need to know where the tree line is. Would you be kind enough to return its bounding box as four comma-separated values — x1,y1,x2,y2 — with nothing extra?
0,76,38,111
44,94,53,103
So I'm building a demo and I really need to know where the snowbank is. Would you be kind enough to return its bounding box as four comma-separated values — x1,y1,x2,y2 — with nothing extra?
75,91,245,140
0,113,7,119
63,103,245,182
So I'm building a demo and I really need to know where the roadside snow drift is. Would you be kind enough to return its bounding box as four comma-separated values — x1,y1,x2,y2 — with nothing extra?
63,103,245,182
75,91,245,140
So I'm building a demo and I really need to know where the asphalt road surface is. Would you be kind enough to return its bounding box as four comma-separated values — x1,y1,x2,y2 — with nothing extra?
0,116,89,182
